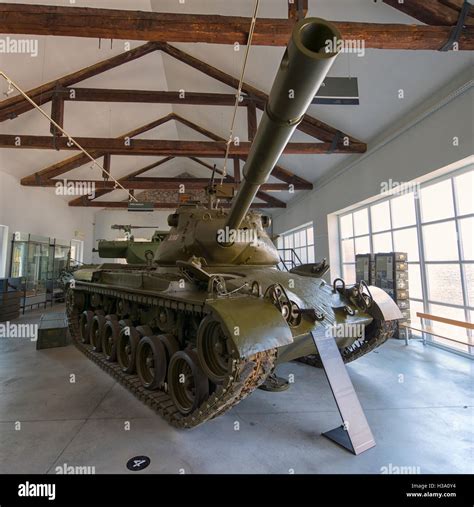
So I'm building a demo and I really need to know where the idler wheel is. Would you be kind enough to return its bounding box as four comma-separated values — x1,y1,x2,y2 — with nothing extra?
168,350,209,415
102,316,120,362
117,320,139,374
79,310,94,344
197,315,235,384
136,336,167,390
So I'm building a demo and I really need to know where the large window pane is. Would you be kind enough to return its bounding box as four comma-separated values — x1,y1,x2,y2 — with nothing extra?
300,248,307,264
372,232,392,253
464,264,474,307
342,239,355,263
423,221,459,261
343,264,355,284
426,264,464,306
308,247,315,263
353,208,369,236
408,263,422,299
371,201,391,233
294,232,300,248
355,235,370,255
454,170,474,216
393,227,419,262
340,214,353,239
299,230,306,247
420,179,454,223
391,193,416,228
459,217,473,260
307,226,314,246
428,304,469,352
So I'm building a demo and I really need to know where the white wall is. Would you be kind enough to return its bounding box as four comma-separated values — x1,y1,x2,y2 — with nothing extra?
0,171,96,270
272,69,474,279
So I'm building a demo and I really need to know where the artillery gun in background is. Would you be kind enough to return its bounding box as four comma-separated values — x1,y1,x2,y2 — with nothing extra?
66,18,402,429
94,224,168,265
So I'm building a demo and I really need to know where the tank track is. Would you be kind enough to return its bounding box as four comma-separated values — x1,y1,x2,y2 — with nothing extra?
297,320,397,368
66,286,276,428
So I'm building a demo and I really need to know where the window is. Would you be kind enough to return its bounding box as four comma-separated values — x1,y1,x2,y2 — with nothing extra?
338,166,474,356
277,223,315,270
70,239,84,266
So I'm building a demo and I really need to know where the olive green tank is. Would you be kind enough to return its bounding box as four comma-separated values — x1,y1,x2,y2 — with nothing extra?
66,18,402,427
95,225,168,265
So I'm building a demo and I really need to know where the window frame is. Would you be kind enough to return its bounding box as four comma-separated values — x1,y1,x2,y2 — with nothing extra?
338,166,474,357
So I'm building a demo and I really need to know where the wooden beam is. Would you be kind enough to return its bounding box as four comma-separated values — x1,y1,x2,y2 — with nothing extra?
67,156,174,206
102,154,111,180
1,135,361,156
187,157,288,207
59,88,249,106
50,88,64,137
233,158,241,183
288,0,308,21
247,102,257,142
159,43,365,146
20,114,174,184
383,0,473,26
179,116,313,189
0,41,159,122
1,4,472,49
69,200,279,209
22,177,301,191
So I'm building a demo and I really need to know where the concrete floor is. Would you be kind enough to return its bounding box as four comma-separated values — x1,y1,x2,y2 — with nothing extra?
0,305,472,474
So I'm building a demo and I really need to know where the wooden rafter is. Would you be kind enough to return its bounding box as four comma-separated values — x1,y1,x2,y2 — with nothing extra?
171,113,314,189
0,42,159,122
23,177,299,192
54,88,253,106
67,156,174,206
69,201,276,209
288,0,308,21
184,157,290,207
20,114,174,184
1,4,472,49
158,43,365,146
0,135,360,155
383,0,473,26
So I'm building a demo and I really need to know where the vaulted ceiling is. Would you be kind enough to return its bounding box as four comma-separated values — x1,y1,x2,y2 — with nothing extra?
0,0,472,211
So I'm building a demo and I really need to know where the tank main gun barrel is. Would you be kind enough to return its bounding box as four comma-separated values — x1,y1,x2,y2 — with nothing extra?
225,18,342,230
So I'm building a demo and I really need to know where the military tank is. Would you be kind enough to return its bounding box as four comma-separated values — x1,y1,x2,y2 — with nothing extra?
66,17,402,428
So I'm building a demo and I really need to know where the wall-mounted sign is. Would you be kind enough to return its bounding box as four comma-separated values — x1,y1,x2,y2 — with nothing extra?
128,202,154,212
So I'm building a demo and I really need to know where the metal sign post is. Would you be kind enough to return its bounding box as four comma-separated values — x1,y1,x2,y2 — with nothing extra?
311,329,376,455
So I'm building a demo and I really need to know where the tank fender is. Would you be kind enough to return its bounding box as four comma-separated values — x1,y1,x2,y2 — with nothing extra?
368,286,403,321
205,297,293,359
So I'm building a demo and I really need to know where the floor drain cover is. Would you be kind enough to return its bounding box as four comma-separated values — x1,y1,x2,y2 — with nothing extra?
126,456,151,471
